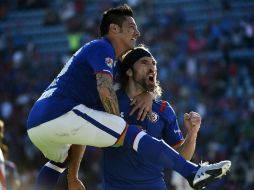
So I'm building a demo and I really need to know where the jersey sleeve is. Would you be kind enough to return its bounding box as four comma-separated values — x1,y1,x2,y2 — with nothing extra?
88,41,115,77
160,101,184,146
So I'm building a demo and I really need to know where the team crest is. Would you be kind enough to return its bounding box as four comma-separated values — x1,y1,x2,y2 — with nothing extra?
105,57,113,68
147,111,159,123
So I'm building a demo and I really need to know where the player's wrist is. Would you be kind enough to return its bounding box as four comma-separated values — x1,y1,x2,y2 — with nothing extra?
67,168,79,179
67,173,79,181
186,132,198,141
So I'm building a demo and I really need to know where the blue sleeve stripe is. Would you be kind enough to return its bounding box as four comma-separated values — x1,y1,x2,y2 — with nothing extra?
72,109,120,139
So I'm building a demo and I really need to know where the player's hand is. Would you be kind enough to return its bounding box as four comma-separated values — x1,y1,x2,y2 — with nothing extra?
129,91,153,121
184,111,201,135
67,176,86,190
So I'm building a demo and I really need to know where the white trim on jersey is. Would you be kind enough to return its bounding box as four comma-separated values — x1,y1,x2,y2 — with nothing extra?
133,131,146,152
45,162,66,173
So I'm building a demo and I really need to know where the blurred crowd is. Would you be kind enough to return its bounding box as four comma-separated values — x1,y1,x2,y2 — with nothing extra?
0,0,254,189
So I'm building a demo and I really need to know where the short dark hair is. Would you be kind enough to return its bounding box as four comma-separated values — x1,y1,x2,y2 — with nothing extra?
100,4,134,36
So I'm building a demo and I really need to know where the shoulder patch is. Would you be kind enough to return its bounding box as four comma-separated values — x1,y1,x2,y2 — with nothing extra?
105,57,113,68
160,100,167,112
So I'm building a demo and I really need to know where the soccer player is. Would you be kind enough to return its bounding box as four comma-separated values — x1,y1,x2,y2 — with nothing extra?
102,46,230,190
27,4,231,190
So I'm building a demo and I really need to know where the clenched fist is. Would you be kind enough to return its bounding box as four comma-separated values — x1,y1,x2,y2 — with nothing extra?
184,111,201,135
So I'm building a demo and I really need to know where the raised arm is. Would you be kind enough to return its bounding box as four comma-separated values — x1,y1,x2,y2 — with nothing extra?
175,112,201,160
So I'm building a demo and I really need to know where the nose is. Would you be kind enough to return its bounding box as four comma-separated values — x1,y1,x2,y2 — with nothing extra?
135,28,140,38
149,65,156,73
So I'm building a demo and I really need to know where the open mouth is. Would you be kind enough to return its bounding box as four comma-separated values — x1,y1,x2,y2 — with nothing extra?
148,74,155,83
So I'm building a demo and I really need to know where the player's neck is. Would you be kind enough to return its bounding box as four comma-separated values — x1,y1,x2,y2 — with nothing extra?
106,35,128,58
125,83,144,99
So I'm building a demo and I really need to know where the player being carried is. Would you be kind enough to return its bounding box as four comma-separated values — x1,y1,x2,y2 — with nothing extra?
26,4,231,190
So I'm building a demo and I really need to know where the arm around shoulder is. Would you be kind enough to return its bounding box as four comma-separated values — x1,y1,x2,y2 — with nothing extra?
96,72,120,115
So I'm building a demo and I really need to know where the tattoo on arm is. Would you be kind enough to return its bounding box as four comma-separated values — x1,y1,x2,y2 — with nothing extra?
96,73,120,115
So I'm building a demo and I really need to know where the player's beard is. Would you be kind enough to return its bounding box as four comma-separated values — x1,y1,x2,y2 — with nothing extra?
133,72,155,92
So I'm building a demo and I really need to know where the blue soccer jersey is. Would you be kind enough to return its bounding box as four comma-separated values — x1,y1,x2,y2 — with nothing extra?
102,90,184,190
27,38,116,129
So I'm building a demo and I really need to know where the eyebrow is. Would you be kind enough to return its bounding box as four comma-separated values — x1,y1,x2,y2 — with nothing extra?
140,58,157,64
128,22,136,27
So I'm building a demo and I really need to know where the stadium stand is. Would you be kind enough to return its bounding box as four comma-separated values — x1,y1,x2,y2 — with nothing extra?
0,0,253,189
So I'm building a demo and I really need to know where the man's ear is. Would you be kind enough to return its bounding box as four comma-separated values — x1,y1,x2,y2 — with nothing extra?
126,68,133,77
109,23,120,34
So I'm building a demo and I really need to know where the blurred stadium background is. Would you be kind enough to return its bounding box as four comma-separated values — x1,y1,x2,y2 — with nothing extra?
0,0,254,189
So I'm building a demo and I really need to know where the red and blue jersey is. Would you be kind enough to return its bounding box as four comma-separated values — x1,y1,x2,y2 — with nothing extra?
102,90,184,190
27,38,116,129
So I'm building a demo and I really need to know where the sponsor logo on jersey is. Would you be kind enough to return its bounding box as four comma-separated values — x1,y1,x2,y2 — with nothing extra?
105,57,113,68
174,129,181,134
147,111,159,123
